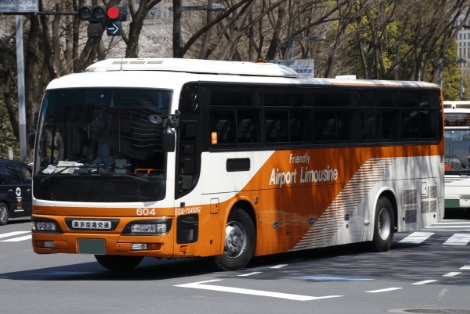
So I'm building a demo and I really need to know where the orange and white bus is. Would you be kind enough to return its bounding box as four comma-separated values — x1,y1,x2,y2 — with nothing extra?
31,59,444,271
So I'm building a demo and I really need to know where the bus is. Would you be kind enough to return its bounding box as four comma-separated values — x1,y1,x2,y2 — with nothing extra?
444,101,470,215
31,59,444,271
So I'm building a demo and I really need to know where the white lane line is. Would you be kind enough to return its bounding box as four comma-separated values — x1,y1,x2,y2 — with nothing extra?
2,235,32,242
238,272,263,277
412,280,437,285
175,279,342,301
0,231,30,239
399,232,433,244
366,287,402,293
460,265,470,270
433,221,470,225
270,264,288,269
443,272,461,277
425,226,470,229
443,234,470,246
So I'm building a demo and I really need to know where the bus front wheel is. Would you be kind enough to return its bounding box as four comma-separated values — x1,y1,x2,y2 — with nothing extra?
212,208,256,271
0,203,9,225
95,255,143,272
370,197,395,252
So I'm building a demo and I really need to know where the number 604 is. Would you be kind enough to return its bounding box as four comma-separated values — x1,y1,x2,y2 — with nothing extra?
136,208,155,216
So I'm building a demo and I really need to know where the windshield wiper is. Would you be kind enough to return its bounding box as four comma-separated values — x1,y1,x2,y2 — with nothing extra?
40,166,77,183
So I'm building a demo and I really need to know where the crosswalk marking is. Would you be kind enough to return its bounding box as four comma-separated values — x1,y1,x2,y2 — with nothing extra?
460,265,470,270
238,272,263,277
399,232,434,244
443,233,470,246
175,279,342,301
412,280,437,285
366,287,402,293
2,235,32,242
443,272,461,277
0,231,30,239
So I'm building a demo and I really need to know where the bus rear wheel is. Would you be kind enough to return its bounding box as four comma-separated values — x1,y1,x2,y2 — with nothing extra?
370,197,395,252
212,208,256,271
95,255,143,272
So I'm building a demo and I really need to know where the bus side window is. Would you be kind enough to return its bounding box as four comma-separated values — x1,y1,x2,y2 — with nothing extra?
290,110,312,143
337,110,355,141
401,110,419,139
359,110,379,141
314,110,336,142
265,110,288,143
210,111,236,145
381,110,398,140
237,110,260,144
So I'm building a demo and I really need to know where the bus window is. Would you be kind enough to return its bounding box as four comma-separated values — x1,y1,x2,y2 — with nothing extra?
381,110,398,140
210,110,236,145
402,110,419,139
265,110,288,143
237,110,260,144
337,110,355,141
314,110,336,142
359,90,398,107
359,110,379,141
290,110,312,142
419,110,437,139
400,90,436,107
208,86,257,106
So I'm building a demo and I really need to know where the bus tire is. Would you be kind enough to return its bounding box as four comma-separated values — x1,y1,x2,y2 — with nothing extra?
95,255,143,272
370,197,395,252
0,203,9,226
212,208,256,271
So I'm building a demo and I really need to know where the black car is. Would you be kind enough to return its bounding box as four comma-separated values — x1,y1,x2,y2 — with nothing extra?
0,160,32,225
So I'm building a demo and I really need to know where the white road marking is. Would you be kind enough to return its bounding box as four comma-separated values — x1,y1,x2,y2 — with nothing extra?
270,264,288,269
399,232,433,244
433,221,470,225
443,272,461,277
238,272,262,277
175,279,342,301
460,265,470,270
412,280,437,285
0,231,30,239
2,235,32,242
443,234,470,246
425,226,470,229
366,287,402,293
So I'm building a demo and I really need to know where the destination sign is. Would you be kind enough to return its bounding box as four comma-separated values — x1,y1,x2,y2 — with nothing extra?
444,113,470,126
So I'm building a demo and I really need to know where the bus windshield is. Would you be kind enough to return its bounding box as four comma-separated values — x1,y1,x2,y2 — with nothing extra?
445,129,470,173
34,88,171,202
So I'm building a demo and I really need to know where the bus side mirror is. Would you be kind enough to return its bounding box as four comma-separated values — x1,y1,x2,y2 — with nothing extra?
162,131,175,152
28,126,37,149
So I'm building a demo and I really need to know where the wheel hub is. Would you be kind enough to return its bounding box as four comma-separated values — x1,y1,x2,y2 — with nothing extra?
378,207,391,241
224,222,247,259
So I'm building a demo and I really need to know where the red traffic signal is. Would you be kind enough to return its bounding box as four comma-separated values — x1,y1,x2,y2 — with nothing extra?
106,6,127,21
107,7,119,19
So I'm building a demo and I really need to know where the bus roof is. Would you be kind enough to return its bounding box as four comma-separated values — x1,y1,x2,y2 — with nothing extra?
46,58,440,90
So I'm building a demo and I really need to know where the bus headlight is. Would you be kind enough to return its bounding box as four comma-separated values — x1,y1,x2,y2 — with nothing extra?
122,219,171,235
31,217,63,233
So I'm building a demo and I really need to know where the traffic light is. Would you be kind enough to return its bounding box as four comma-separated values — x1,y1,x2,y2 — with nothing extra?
78,5,127,22
78,5,128,37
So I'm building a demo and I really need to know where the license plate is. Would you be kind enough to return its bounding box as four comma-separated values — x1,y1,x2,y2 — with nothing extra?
72,220,112,230
78,239,106,255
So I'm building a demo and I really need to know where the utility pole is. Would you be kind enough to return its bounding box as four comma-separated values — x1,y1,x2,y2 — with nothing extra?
16,15,26,163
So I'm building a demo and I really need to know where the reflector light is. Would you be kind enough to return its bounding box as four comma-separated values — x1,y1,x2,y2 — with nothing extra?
107,7,119,19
